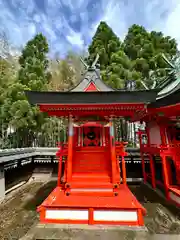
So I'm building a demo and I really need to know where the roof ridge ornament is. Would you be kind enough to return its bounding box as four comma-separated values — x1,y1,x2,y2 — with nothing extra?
80,54,100,70
92,54,100,69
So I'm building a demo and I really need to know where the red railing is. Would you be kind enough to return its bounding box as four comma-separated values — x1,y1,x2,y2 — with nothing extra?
56,142,68,186
115,141,128,184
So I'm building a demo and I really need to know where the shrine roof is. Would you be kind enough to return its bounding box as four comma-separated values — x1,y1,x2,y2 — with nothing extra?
25,90,158,105
68,54,116,92
149,88,180,108
69,68,114,92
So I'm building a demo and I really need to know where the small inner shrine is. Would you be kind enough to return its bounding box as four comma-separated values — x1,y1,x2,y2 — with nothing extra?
26,54,180,226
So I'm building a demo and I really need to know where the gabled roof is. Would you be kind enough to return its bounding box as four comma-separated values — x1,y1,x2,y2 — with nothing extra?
69,54,115,92
70,68,114,92
149,88,180,108
156,54,180,100
157,77,180,99
25,90,158,105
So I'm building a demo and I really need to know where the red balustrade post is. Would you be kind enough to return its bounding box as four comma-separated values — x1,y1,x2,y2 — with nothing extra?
161,149,170,199
121,144,127,185
138,130,147,183
57,143,63,187
146,126,156,188
159,124,167,146
109,117,117,184
67,115,74,183
102,126,105,146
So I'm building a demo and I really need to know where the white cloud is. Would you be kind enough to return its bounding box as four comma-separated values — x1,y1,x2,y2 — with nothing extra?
33,14,41,23
0,0,180,56
66,31,84,47
162,2,180,47
28,23,36,36
101,0,127,39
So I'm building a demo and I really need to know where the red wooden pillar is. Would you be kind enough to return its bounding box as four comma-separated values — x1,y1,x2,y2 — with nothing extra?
102,126,105,146
109,117,117,184
161,152,170,199
57,144,63,187
159,124,167,146
121,152,127,185
159,123,169,197
149,155,156,188
79,126,82,146
67,115,74,183
64,124,67,144
146,127,156,188
138,130,146,183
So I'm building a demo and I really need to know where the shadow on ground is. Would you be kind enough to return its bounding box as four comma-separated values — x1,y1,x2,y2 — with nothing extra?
24,181,57,211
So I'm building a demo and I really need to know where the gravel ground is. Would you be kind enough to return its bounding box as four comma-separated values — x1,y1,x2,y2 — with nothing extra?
0,181,56,240
0,181,180,239
130,184,180,234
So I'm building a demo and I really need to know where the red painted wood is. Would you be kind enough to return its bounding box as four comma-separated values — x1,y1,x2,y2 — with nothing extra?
39,103,146,118
88,208,94,225
37,95,148,225
161,154,170,199
137,209,144,226
149,154,156,189
137,131,147,183
38,185,146,211
84,82,98,91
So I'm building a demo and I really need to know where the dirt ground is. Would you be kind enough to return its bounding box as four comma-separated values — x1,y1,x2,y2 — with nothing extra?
0,182,180,240
130,185,180,234
0,181,56,240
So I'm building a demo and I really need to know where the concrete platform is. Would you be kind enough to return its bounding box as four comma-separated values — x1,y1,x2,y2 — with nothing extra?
20,223,148,240
20,223,180,240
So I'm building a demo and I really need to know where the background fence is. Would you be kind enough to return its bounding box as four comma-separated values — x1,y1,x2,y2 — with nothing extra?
0,117,142,149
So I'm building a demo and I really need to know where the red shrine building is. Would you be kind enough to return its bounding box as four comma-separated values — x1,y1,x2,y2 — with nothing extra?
26,56,180,226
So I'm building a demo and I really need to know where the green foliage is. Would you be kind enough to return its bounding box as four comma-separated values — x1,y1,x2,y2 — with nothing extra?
123,24,178,84
88,22,178,89
103,50,141,89
0,33,51,148
88,21,121,69
18,33,50,90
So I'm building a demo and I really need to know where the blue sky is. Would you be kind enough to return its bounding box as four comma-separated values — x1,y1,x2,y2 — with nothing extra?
0,0,180,57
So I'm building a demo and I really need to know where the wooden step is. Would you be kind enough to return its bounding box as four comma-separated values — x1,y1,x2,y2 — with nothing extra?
66,188,115,197
65,182,115,189
71,173,111,182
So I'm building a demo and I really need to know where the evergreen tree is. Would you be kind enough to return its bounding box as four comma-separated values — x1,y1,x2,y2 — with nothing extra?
102,50,142,89
89,22,142,89
88,21,121,69
0,33,50,147
124,24,178,84
89,22,178,89
18,33,50,90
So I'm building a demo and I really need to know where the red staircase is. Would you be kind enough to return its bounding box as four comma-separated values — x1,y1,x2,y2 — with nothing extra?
66,146,115,197
37,145,146,226
72,146,111,175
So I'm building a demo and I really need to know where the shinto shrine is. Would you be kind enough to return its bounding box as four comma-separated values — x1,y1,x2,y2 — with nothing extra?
26,55,180,226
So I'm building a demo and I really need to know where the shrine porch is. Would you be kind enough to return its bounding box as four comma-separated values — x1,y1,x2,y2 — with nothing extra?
138,140,180,208
37,184,146,226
